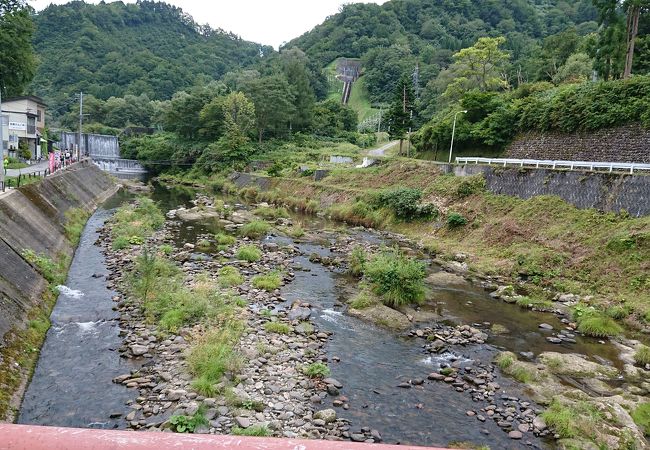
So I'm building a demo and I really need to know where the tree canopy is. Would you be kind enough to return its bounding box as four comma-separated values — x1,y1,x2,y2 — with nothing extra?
0,0,36,96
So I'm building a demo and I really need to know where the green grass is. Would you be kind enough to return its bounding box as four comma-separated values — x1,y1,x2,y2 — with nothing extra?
215,233,236,247
218,266,244,287
303,362,330,378
348,76,379,122
169,406,209,433
232,425,271,437
253,206,289,219
575,310,623,337
251,272,282,291
240,220,271,238
634,345,650,366
349,289,377,309
196,239,211,250
348,246,367,277
264,321,292,334
111,198,165,250
236,245,261,262
631,403,650,436
495,352,515,370
363,249,426,307
64,208,90,246
515,296,553,310
542,399,603,440
5,162,28,169
21,249,69,286
159,244,174,255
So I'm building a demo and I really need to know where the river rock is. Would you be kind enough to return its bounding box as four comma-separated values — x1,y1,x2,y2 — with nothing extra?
323,378,343,388
235,417,251,428
539,352,619,379
538,323,554,330
167,389,187,401
533,416,547,431
130,344,149,356
509,430,523,439
314,409,337,424
288,307,311,321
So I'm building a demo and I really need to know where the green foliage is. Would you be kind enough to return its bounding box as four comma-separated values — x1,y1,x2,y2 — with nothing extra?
348,246,367,277
64,208,90,246
495,352,515,370
634,345,650,366
218,266,244,287
169,407,208,433
159,244,174,255
21,250,68,286
240,220,271,238
0,1,36,96
573,307,623,337
111,198,165,250
215,233,236,247
632,403,650,436
375,188,437,221
447,212,468,228
251,272,282,291
303,362,330,378
363,249,426,307
236,245,262,262
349,289,377,309
542,399,603,440
264,321,292,334
232,425,271,437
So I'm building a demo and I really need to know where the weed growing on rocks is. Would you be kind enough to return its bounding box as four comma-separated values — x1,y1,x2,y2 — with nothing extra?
303,362,330,378
240,220,271,239
236,245,261,262
542,399,603,441
111,198,165,250
64,208,90,246
21,250,69,286
634,345,650,366
252,272,282,291
632,403,650,436
573,307,623,337
264,322,292,334
348,246,367,277
218,266,244,287
232,425,271,436
363,249,426,307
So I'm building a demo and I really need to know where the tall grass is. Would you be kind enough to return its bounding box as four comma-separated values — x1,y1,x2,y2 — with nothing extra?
111,198,165,250
363,249,426,307
64,208,90,246
240,220,271,239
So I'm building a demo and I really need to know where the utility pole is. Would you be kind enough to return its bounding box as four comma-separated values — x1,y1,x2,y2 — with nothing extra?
78,91,83,161
377,107,382,133
449,110,468,164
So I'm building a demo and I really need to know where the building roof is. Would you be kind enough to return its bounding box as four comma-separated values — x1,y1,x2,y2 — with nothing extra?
3,96,47,107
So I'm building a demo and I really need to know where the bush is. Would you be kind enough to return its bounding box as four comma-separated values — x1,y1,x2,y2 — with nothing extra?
240,220,271,238
634,345,650,366
218,266,244,287
363,249,426,307
348,246,367,277
236,245,261,262
375,188,437,221
264,321,291,334
252,272,282,291
303,362,330,378
169,408,208,433
447,212,468,228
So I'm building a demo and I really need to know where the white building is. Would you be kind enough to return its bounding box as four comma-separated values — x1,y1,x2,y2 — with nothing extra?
0,96,47,159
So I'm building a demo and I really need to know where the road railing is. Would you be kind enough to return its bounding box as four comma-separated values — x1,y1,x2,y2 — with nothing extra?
455,157,650,174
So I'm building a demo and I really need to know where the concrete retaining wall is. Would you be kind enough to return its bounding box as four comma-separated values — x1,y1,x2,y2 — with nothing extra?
0,161,117,345
453,164,650,217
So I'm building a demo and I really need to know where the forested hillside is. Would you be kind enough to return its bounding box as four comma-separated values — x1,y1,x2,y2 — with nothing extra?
286,0,601,105
31,1,272,108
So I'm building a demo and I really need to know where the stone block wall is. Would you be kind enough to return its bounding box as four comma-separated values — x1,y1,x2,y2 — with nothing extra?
506,124,650,163
454,165,650,217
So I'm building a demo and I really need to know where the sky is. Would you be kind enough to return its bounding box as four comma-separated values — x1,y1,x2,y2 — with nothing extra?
29,0,388,49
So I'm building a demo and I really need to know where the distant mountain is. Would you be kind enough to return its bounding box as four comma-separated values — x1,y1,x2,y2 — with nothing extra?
286,0,600,103
31,1,273,106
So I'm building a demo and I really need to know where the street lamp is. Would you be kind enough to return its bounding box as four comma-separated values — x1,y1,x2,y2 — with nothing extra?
448,110,468,164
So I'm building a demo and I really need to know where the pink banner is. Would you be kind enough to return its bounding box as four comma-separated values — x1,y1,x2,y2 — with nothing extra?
49,152,55,173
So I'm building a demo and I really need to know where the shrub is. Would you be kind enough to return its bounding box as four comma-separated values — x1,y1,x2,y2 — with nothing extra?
169,408,208,433
252,272,282,291
218,266,244,287
303,362,330,378
375,188,437,221
264,321,291,334
232,425,271,437
236,245,261,262
634,345,650,366
348,246,367,277
240,220,271,238
632,403,650,436
363,249,426,307
447,212,468,228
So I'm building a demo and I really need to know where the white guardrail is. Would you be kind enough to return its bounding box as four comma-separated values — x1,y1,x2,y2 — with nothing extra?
455,157,650,174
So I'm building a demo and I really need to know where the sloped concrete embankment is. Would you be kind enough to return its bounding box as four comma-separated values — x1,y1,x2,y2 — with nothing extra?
0,161,118,377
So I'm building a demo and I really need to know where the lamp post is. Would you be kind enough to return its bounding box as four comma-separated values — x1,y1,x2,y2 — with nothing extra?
448,110,468,164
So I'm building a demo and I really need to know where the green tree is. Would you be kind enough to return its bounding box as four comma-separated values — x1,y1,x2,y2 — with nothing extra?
281,48,316,132
443,37,510,99
623,0,650,78
221,91,256,137
552,53,593,84
0,0,36,96
242,75,295,143
385,75,415,155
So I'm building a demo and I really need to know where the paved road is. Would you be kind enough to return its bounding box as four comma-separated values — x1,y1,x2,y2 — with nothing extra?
368,140,398,157
5,160,50,177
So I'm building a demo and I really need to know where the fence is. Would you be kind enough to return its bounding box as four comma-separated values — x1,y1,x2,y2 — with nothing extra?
455,157,650,174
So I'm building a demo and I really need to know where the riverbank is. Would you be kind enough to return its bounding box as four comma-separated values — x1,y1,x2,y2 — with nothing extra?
0,161,118,421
